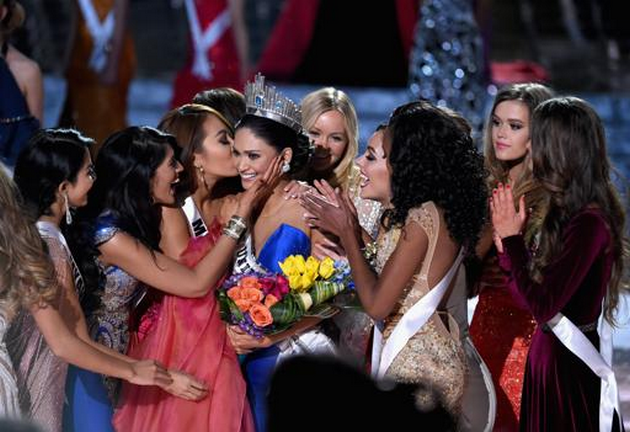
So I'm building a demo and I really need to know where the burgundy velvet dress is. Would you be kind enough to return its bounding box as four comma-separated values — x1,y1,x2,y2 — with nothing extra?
499,208,622,432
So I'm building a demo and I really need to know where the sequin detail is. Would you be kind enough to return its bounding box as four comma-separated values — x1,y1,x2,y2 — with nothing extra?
88,215,144,402
377,203,467,417
408,0,492,137
470,253,537,428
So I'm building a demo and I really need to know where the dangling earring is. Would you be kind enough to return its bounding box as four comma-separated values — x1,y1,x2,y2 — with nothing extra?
196,165,209,190
281,161,291,173
64,193,72,225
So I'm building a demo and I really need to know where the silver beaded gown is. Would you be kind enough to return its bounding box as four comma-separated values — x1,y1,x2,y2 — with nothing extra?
0,308,20,418
5,222,81,431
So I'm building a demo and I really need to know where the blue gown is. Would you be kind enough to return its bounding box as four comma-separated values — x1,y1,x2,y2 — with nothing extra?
63,213,144,432
0,51,39,167
234,224,311,432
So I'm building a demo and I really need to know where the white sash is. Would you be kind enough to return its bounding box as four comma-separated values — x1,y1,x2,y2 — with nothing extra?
182,196,208,238
77,0,114,73
183,0,232,80
372,249,465,379
547,311,623,432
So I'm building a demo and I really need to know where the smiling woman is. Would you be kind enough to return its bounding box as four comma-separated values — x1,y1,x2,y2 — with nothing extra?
469,82,554,431
64,125,278,431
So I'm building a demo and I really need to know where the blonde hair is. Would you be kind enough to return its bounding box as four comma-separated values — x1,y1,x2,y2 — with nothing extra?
301,87,359,189
0,164,57,318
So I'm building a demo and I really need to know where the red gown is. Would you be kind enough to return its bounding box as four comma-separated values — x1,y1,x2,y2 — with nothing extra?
470,252,536,431
113,220,254,432
170,0,242,108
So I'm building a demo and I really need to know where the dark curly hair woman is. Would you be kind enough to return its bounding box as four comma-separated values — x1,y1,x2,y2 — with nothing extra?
300,100,488,427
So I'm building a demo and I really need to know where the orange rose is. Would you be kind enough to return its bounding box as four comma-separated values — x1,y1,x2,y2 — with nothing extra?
264,294,279,308
227,287,243,301
240,276,262,290
241,287,263,304
234,298,252,312
249,303,273,327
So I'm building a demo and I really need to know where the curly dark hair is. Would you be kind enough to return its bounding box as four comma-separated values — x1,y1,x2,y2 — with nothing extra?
383,101,488,255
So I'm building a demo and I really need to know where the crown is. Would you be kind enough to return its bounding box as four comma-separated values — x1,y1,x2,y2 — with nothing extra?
244,73,302,133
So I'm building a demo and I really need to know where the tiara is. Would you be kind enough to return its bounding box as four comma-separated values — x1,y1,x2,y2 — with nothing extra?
244,73,302,133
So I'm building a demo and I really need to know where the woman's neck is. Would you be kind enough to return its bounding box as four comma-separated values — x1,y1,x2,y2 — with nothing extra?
507,160,526,185
39,212,63,228
256,179,290,216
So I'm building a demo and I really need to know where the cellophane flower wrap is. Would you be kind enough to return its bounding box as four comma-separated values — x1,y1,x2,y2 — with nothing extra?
217,256,354,338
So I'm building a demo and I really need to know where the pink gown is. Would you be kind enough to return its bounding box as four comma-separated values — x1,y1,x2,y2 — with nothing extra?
113,220,254,432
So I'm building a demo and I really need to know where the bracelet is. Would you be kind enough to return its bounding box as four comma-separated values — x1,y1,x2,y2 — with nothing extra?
362,241,378,269
230,216,247,230
222,215,247,241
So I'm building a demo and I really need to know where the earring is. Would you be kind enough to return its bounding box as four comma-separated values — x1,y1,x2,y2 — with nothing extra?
196,165,209,190
64,193,72,225
281,161,291,173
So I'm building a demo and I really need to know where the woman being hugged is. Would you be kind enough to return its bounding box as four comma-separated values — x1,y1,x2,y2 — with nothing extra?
114,96,256,432
225,74,339,432
66,126,277,431
302,101,487,423
468,82,554,430
491,97,627,431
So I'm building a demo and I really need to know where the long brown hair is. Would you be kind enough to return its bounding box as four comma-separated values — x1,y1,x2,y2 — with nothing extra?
531,97,628,324
0,165,57,318
484,83,554,242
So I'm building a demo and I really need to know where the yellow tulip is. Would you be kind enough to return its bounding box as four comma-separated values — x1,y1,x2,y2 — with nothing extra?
305,256,320,276
288,274,302,291
318,257,335,279
293,255,307,274
279,256,299,277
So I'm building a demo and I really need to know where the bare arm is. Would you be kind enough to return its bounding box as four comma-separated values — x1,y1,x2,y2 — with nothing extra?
101,156,284,298
51,249,207,399
301,186,430,320
29,303,171,387
99,230,239,298
339,219,428,320
159,206,192,259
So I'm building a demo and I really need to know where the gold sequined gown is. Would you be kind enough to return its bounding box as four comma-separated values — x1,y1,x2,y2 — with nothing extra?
376,202,467,417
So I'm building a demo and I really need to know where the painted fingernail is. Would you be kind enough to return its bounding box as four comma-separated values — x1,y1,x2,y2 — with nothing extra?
506,184,511,189
493,189,497,194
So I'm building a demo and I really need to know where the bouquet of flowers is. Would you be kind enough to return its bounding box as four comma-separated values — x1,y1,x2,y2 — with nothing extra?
217,255,353,337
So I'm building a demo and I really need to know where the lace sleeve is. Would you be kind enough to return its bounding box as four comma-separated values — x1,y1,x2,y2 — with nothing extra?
405,202,438,239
